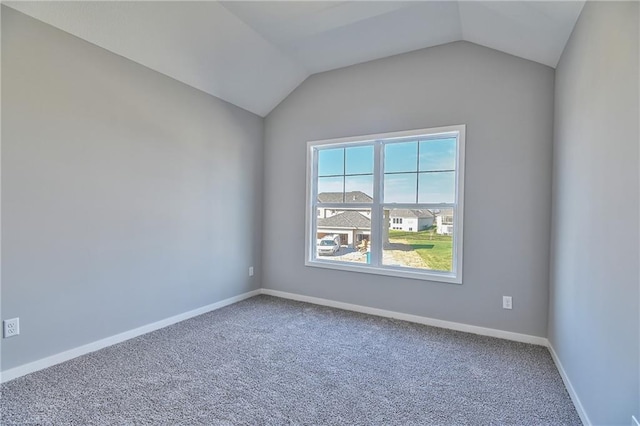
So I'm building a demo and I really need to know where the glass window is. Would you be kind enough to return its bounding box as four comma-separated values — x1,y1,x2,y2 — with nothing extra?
307,125,465,284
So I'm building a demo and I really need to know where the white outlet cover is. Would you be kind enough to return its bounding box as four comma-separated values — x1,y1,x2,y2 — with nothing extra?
3,318,20,338
249,266,254,276
502,296,513,310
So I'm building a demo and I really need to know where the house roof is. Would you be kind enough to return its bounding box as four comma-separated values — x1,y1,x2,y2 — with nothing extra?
318,191,373,204
390,209,435,219
433,208,454,217
317,211,371,230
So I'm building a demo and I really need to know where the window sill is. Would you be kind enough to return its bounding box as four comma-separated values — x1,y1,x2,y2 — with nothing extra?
305,258,462,284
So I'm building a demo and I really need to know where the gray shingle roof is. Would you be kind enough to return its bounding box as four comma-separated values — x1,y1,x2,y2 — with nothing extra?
317,191,373,203
317,210,371,229
389,209,434,219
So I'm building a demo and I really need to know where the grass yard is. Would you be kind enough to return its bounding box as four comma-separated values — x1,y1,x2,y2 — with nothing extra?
388,228,453,271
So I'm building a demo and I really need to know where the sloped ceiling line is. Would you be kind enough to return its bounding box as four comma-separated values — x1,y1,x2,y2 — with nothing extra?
4,1,584,117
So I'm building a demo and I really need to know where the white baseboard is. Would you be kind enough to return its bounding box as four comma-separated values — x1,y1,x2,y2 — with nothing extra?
0,289,261,383
260,288,548,346
633,415,639,426
1,286,590,426
547,343,591,426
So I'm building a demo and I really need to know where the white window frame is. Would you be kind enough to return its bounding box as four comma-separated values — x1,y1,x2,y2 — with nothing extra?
305,125,466,284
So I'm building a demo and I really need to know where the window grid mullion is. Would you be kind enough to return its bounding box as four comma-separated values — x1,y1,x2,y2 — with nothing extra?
383,169,455,175
370,141,383,266
381,203,456,209
317,203,374,209
342,148,346,203
415,140,420,204
311,147,320,261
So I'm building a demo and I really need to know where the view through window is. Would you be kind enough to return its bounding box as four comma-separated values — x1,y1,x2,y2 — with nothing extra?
307,126,465,283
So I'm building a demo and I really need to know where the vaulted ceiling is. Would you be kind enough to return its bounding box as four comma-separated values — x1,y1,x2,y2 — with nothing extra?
4,1,585,117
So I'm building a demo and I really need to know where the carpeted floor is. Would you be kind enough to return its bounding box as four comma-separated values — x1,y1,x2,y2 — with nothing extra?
1,295,580,425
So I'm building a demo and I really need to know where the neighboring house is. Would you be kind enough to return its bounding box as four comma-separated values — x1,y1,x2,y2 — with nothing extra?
317,191,372,247
436,210,454,235
317,191,373,219
317,193,439,245
317,210,371,246
389,209,435,232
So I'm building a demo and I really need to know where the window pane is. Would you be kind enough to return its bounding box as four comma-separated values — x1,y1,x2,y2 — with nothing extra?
419,138,456,171
384,141,417,173
318,148,344,176
382,208,453,272
317,176,343,199
345,145,374,175
345,175,373,203
418,172,455,203
316,208,372,264
384,173,417,203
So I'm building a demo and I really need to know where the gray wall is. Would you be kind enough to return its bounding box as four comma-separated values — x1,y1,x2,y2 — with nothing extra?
263,41,555,337
549,2,639,424
1,7,263,371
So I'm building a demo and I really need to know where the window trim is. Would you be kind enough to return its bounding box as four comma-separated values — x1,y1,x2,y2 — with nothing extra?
305,125,466,284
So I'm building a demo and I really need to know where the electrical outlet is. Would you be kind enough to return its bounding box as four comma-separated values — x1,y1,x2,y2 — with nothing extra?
3,318,20,338
249,266,254,277
503,296,513,310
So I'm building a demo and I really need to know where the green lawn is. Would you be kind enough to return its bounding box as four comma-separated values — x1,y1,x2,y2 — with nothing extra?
388,228,453,271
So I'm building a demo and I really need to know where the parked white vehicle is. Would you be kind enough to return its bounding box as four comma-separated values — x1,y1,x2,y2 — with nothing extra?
317,235,341,256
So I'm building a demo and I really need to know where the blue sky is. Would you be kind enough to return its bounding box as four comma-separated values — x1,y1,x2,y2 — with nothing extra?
318,145,373,175
317,138,456,203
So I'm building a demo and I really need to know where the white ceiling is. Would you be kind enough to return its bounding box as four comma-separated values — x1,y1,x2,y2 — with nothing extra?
4,1,584,117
